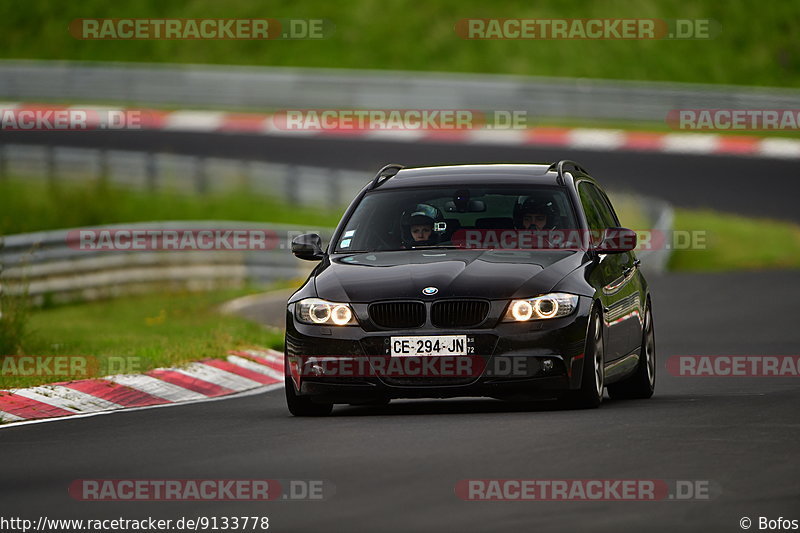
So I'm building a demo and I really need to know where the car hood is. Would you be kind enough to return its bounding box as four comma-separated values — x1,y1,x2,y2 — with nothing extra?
313,249,586,302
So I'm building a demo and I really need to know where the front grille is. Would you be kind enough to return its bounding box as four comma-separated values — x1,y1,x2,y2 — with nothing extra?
369,301,425,329
431,300,490,328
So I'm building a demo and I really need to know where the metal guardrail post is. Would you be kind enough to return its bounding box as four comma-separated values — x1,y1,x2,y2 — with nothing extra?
286,164,299,205
239,160,251,190
45,145,56,184
145,152,157,191
0,144,6,180
194,156,208,194
98,149,109,181
328,168,341,207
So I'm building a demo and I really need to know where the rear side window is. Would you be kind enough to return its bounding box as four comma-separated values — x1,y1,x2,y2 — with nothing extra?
593,187,621,228
578,182,619,246
578,183,605,232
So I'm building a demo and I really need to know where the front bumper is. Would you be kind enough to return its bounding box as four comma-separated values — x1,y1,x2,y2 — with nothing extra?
285,297,592,403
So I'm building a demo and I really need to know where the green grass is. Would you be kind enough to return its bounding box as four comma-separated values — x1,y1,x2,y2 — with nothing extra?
0,177,343,235
0,0,798,87
0,287,285,389
669,209,800,271
0,278,30,358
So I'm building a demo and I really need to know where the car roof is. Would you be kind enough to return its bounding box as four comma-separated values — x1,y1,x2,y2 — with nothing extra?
376,164,563,189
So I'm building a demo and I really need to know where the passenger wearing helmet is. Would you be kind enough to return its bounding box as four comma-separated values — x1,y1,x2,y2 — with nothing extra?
400,204,442,248
410,222,433,242
516,198,559,230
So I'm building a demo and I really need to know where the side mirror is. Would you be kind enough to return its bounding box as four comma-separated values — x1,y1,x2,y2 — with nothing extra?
596,227,637,253
291,233,325,261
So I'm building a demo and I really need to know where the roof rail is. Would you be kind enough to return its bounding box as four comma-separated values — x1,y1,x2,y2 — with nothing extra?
548,160,588,186
369,163,405,189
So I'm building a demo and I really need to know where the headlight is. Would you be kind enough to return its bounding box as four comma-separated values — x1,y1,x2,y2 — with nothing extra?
503,293,578,322
295,298,358,326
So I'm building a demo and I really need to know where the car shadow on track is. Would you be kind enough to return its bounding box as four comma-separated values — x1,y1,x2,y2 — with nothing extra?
325,397,639,417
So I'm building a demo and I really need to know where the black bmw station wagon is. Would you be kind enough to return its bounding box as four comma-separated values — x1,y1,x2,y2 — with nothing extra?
285,161,655,415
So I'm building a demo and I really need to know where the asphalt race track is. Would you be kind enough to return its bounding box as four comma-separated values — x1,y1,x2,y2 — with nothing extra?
2,270,799,532
3,130,800,222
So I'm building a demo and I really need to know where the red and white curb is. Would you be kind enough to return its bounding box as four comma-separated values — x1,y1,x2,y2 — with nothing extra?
0,349,285,427
2,102,799,159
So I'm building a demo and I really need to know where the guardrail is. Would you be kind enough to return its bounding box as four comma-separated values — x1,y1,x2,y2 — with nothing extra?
0,144,369,207
0,222,332,305
1,60,798,122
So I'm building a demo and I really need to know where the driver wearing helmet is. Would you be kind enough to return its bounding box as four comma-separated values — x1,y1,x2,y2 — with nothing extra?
400,204,442,248
516,198,559,230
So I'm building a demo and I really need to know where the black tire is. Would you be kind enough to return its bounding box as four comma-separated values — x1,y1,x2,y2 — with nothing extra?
607,302,656,400
285,376,333,417
566,308,604,409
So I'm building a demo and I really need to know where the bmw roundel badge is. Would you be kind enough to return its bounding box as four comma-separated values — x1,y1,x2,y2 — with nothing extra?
422,287,438,295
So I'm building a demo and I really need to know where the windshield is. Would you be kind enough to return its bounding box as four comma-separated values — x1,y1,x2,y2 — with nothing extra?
334,185,580,253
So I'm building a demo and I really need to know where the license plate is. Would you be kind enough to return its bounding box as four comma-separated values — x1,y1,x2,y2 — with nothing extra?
390,335,468,357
